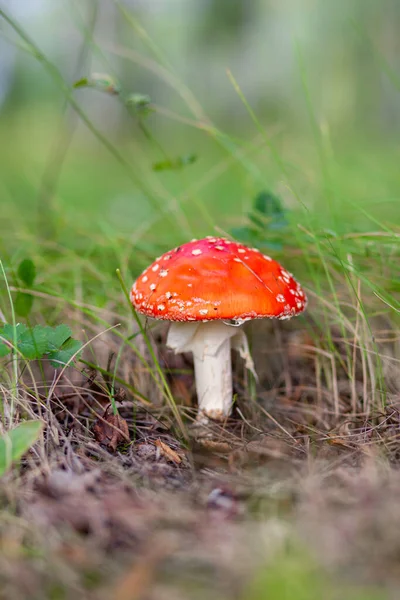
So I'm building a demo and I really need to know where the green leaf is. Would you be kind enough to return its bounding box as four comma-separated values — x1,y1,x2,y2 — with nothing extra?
0,323,82,367
48,338,83,368
0,323,27,346
17,259,36,286
0,421,43,477
125,93,154,117
73,73,120,95
253,191,285,217
15,292,34,317
231,226,259,244
18,325,49,359
0,342,11,358
45,324,72,352
153,154,197,172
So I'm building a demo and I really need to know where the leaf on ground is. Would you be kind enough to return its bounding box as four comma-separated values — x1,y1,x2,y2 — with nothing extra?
154,439,182,464
17,258,36,286
93,408,130,452
0,420,43,477
48,337,83,367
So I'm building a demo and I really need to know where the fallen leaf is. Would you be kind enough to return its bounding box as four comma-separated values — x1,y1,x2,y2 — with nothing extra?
154,439,182,464
93,407,130,452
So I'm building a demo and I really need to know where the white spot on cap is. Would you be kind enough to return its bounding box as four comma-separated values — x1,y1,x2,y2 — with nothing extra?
187,283,193,287
166,292,172,299
199,309,208,315
191,238,198,242
142,275,148,283
192,248,202,256
296,301,303,309
215,245,224,251
152,264,159,272
276,294,285,303
233,258,241,262
188,317,196,321
164,255,171,261
238,248,246,253
150,283,156,291
263,254,272,261
160,269,168,277
157,304,165,311
298,290,305,298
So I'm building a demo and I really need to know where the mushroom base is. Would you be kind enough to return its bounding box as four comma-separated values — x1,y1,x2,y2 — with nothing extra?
166,321,257,420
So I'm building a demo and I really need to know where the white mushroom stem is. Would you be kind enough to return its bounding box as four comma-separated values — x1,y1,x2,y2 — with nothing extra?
166,321,257,421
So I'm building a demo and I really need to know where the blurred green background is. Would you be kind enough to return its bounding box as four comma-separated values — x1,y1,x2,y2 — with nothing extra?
0,0,399,262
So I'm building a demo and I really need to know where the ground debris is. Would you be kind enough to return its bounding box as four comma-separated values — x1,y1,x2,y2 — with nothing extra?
93,405,130,452
154,438,183,464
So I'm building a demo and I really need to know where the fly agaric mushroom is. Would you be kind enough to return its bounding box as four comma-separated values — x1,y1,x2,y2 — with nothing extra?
130,237,307,420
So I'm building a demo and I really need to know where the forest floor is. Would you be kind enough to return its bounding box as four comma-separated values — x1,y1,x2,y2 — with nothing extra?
1,310,399,600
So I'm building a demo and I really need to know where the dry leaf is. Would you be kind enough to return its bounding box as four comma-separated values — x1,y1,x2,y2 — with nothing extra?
154,439,182,464
93,406,130,452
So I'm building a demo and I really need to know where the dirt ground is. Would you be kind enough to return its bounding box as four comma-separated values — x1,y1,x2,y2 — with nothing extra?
1,316,400,600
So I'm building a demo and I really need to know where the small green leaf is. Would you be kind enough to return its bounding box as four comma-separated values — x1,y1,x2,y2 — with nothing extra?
0,342,11,358
0,421,43,477
126,93,154,117
45,324,72,352
231,226,259,244
253,191,285,217
73,76,89,89
48,338,83,368
0,323,82,367
0,323,26,345
17,259,36,286
73,73,120,95
153,154,197,172
18,325,49,359
15,292,34,317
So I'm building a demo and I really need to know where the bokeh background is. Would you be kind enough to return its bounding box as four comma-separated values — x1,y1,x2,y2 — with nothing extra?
1,0,400,255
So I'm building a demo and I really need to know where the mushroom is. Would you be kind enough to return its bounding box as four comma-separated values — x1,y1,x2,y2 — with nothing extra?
130,237,307,421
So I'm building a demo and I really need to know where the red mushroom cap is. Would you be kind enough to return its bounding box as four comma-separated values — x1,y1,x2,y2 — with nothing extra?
130,237,307,322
